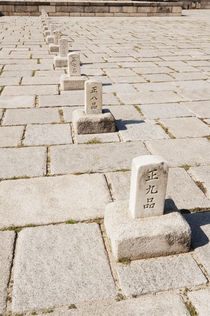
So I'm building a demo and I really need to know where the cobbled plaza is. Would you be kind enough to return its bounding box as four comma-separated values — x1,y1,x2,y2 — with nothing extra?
0,7,210,316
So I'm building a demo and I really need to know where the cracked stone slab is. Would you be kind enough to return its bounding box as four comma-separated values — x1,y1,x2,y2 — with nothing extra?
0,231,15,314
188,166,210,199
0,174,111,228
0,96,35,109
188,288,210,316
116,255,207,297
0,147,46,179
145,138,210,167
3,108,60,125
24,124,72,146
0,126,24,147
37,293,189,316
50,142,148,175
12,223,116,313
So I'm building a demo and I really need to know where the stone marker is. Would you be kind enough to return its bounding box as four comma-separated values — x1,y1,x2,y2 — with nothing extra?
85,80,102,114
53,38,68,68
46,24,55,44
68,52,81,76
72,80,115,134
104,155,191,261
129,155,168,219
60,53,86,91
49,30,61,53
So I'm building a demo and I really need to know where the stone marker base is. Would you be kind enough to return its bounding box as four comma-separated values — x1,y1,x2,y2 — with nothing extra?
60,74,86,91
104,200,191,261
73,109,116,135
54,56,67,68
44,30,50,36
49,44,59,53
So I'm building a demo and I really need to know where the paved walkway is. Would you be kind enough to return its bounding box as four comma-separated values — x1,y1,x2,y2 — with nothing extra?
0,9,210,315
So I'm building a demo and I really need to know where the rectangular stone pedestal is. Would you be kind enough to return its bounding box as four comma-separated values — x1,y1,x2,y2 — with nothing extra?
54,56,67,68
60,74,86,91
73,109,116,135
49,44,59,53
104,200,191,261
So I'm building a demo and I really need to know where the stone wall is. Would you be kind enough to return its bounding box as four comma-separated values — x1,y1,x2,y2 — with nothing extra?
0,1,182,17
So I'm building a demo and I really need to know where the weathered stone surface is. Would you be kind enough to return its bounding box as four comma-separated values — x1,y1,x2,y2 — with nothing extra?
73,109,116,135
140,103,192,119
0,174,111,228
75,132,119,144
117,254,207,297
129,155,169,218
0,126,24,147
189,166,210,199
0,231,15,314
3,108,60,125
159,117,210,138
12,223,116,312
0,147,46,179
105,200,191,260
60,75,86,91
0,96,35,108
145,138,210,167
118,121,169,141
188,288,210,316
167,168,210,210
24,124,72,146
37,293,189,316
106,167,210,210
183,101,210,118
85,80,102,115
50,142,148,174
2,85,58,96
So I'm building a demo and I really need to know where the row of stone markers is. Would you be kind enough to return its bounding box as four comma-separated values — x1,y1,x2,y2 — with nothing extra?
40,10,192,262
41,10,116,135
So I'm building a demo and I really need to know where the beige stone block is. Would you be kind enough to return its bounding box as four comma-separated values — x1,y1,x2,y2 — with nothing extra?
122,6,137,13
39,5,56,13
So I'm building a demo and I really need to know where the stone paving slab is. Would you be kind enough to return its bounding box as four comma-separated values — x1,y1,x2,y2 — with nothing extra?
0,174,111,228
145,138,210,167
188,288,210,316
39,94,83,107
3,108,60,125
189,166,210,199
12,223,116,313
0,147,46,179
159,117,210,138
2,85,58,96
182,101,210,118
0,95,35,109
139,103,193,119
0,126,24,147
118,121,169,141
38,293,189,316
24,123,73,146
50,142,149,175
0,231,15,314
116,255,207,297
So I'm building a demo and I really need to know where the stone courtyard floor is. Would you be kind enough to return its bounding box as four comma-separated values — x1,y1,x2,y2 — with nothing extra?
0,9,210,315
